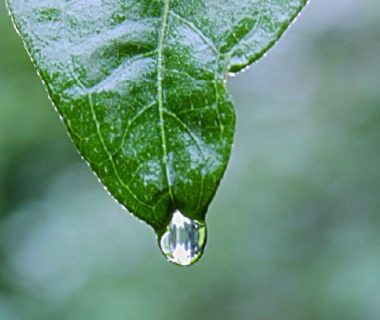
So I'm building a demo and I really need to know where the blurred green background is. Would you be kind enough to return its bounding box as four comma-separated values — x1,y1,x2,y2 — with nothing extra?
1,1,380,319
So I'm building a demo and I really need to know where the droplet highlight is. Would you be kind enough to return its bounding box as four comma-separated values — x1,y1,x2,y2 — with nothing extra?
159,210,207,266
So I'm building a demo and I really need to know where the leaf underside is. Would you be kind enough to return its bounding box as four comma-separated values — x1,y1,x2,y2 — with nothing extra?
7,0,307,233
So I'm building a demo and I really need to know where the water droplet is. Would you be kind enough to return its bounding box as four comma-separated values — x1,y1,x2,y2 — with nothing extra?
159,210,207,266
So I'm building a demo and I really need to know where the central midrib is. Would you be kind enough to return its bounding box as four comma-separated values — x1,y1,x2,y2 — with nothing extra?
157,0,174,206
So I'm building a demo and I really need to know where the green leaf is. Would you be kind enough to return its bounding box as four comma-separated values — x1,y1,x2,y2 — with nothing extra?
7,0,306,233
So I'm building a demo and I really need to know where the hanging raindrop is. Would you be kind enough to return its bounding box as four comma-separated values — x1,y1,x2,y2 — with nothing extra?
159,210,207,266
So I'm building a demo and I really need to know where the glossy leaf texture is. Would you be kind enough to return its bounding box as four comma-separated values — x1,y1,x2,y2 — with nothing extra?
7,0,307,233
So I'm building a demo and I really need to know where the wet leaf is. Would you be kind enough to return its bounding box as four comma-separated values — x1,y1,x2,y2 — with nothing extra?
7,0,307,233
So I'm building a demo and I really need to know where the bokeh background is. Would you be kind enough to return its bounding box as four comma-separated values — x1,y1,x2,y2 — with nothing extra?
1,0,380,319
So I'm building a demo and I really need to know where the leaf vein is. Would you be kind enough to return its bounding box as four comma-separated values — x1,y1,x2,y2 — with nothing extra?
157,0,175,206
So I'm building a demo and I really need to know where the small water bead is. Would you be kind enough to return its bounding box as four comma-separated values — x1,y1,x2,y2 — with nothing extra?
159,210,207,266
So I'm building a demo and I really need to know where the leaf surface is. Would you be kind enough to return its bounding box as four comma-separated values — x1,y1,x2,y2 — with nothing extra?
7,0,307,232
